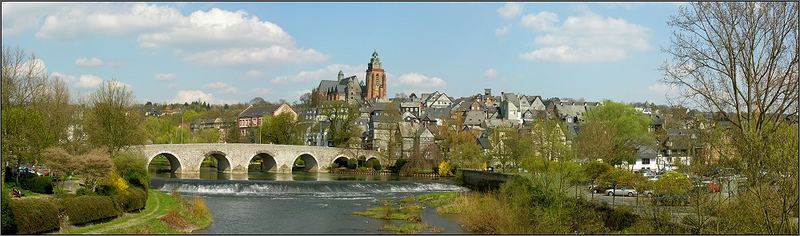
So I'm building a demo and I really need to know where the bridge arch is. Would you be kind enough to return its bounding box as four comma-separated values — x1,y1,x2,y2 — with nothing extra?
249,151,278,172
292,152,319,172
331,155,351,169
365,157,382,171
200,150,232,173
147,151,182,173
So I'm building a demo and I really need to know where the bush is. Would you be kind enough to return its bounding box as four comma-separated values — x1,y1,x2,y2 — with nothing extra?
76,187,94,196
59,195,121,225
20,176,53,194
389,159,407,173
8,198,60,234
112,152,151,190
114,187,147,212
347,159,358,169
595,204,637,231
2,186,16,234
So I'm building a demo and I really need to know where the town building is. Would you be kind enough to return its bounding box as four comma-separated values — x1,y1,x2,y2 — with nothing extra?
237,103,298,139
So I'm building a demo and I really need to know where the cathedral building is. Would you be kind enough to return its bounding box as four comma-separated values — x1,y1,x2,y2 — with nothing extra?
313,51,388,104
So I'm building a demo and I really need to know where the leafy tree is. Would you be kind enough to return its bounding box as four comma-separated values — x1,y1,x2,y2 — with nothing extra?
79,149,115,192
576,101,654,166
320,101,361,147
192,128,221,143
259,112,302,145
41,147,79,193
225,126,242,143
84,80,145,156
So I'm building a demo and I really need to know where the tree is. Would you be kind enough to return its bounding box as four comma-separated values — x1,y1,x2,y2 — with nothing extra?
41,147,79,193
663,2,798,136
439,115,483,169
79,149,115,192
225,126,242,143
576,101,655,166
192,128,221,143
84,81,145,156
1,46,72,184
664,3,798,233
320,101,361,147
259,112,302,145
584,161,612,199
249,97,267,105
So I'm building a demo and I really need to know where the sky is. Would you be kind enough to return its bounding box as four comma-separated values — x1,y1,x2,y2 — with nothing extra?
1,2,684,105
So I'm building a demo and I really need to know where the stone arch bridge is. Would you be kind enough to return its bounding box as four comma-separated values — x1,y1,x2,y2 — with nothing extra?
134,144,383,176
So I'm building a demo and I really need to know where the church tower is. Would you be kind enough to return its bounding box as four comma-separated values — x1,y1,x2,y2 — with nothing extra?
365,50,387,100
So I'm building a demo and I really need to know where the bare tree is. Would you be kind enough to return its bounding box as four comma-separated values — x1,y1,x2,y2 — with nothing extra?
85,80,145,156
662,2,798,134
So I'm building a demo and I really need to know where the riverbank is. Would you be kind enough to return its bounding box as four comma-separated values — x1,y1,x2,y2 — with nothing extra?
60,191,212,234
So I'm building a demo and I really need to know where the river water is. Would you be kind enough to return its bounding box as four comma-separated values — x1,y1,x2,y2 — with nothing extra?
150,170,468,234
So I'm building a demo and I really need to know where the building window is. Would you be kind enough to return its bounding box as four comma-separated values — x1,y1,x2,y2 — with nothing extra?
641,158,650,165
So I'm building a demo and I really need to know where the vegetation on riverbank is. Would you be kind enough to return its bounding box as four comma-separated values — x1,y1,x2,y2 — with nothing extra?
352,192,459,233
61,191,211,234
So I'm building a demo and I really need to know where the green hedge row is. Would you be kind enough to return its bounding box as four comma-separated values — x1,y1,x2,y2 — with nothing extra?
59,195,121,226
8,198,60,234
20,176,53,194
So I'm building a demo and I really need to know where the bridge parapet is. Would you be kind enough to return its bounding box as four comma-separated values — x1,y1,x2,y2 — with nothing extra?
133,143,383,175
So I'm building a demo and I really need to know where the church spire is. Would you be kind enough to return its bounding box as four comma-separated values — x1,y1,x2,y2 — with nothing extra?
337,70,344,81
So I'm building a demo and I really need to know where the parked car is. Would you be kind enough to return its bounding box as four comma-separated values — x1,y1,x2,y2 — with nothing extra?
605,187,638,197
590,184,612,194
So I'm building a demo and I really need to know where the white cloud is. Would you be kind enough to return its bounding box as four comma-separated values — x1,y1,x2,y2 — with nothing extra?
271,64,366,84
52,72,103,88
498,3,522,20
74,57,104,67
184,46,327,66
36,3,184,40
154,73,176,81
23,3,326,67
484,68,497,79
205,82,238,94
395,73,447,93
519,8,650,63
245,69,262,77
173,90,213,103
520,11,559,31
1,3,63,35
495,26,509,37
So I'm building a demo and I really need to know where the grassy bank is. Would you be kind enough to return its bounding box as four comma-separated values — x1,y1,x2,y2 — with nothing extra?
61,191,212,234
352,192,459,234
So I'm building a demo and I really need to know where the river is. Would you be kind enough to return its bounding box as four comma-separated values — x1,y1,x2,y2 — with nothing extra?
149,170,468,234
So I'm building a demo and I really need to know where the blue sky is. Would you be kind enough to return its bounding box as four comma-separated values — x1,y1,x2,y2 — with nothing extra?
1,2,682,105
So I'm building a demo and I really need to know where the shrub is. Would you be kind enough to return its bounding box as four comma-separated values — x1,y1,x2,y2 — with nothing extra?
59,195,121,225
160,210,190,229
389,159,407,173
2,186,16,234
76,187,94,196
20,176,53,194
438,161,452,177
112,152,150,190
115,187,147,212
8,198,60,234
190,196,209,217
595,205,637,231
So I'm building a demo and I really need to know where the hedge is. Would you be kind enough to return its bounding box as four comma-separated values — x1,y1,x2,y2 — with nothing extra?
8,198,60,234
20,176,53,194
114,188,147,212
59,195,121,226
2,187,16,234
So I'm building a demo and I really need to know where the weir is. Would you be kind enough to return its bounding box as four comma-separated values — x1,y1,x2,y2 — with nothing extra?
151,178,468,197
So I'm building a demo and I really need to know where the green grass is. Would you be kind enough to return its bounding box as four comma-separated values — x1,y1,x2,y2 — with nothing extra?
353,193,463,233
60,191,212,234
61,191,174,234
381,223,431,234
